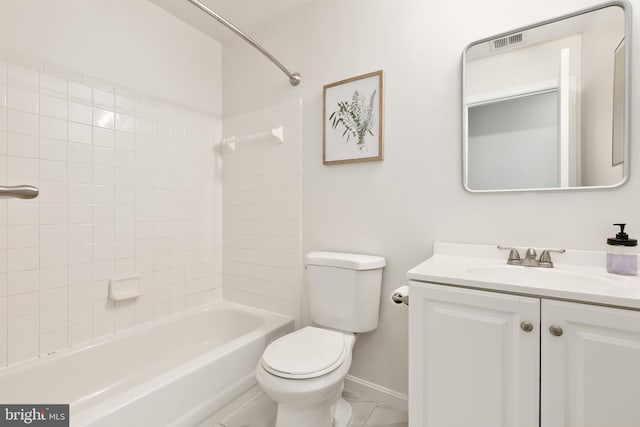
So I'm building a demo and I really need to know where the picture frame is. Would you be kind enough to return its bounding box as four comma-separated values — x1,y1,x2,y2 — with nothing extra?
323,70,384,165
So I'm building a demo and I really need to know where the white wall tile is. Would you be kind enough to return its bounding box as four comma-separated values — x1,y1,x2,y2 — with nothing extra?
40,287,67,311
93,108,115,129
39,95,67,119
0,59,222,367
7,156,38,181
115,113,135,133
40,160,66,182
40,138,66,161
7,270,38,295
68,82,92,105
68,205,92,224
7,86,38,113
68,142,92,164
68,184,92,204
68,163,92,184
93,127,114,147
40,116,67,140
8,292,39,317
8,337,38,365
40,308,67,334
68,122,92,144
68,102,92,124
40,328,66,355
7,133,38,158
40,246,67,269
93,89,114,109
7,225,38,249
38,182,67,204
115,95,136,115
115,131,135,151
7,247,39,272
39,266,67,290
7,203,38,225
93,147,114,167
68,224,92,245
40,225,67,247
39,74,66,99
7,109,38,136
7,64,38,91
222,104,300,319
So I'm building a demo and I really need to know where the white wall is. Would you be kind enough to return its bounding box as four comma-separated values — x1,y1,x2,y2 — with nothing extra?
0,0,221,116
0,0,222,366
222,0,640,396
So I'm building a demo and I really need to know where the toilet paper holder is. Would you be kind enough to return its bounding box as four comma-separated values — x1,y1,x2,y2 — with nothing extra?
391,286,409,306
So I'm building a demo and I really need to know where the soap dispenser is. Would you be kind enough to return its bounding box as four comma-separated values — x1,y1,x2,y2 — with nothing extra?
607,223,638,276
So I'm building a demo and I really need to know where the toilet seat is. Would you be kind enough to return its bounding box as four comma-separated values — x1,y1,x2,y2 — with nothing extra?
261,326,348,379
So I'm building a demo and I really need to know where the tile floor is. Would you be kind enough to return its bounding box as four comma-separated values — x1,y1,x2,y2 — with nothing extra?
219,390,408,427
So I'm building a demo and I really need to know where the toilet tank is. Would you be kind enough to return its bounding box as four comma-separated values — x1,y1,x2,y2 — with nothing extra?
306,252,386,333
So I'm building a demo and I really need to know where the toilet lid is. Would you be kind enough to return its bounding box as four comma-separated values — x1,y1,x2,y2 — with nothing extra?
261,327,348,379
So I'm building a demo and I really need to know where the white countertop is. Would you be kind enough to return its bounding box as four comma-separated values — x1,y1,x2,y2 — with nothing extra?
407,242,640,309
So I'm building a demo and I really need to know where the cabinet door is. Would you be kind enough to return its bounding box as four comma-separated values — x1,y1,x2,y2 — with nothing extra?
542,300,640,427
409,282,540,427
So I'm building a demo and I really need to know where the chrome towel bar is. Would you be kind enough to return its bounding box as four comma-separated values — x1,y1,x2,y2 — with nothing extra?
0,185,39,199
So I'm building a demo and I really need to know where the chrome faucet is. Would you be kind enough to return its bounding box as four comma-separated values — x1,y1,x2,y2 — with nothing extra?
498,246,565,268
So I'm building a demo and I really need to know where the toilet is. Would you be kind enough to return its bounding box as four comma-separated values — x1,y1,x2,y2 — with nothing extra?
256,251,386,427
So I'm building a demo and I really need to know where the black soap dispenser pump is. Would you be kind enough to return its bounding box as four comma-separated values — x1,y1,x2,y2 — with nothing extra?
607,223,638,275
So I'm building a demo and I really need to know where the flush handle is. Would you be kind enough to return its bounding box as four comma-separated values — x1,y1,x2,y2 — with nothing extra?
520,321,534,332
549,325,564,337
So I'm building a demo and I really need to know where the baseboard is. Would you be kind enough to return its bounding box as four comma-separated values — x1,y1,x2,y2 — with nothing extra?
344,375,408,412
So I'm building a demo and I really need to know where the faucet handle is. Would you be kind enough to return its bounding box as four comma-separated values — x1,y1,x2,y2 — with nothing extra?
524,248,537,260
497,246,521,265
539,248,566,268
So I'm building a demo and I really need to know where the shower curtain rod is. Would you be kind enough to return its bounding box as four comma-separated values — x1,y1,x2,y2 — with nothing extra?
185,0,301,86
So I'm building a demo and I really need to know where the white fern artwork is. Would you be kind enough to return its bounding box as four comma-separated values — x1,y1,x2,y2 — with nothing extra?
323,71,383,164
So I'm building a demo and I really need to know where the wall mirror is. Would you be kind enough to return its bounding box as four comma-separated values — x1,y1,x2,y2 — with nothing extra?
463,2,630,192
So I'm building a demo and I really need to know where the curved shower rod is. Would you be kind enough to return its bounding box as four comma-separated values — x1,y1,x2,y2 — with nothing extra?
186,0,301,86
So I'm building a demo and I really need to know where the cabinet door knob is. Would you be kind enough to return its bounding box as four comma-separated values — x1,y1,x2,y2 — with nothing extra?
520,321,534,332
549,325,564,336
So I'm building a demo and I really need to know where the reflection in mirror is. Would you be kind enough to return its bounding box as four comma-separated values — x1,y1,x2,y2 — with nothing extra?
463,2,629,192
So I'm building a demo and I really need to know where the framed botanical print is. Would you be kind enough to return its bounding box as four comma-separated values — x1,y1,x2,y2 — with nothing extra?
323,70,384,165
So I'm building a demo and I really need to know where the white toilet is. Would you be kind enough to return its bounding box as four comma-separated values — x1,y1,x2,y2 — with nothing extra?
256,251,386,427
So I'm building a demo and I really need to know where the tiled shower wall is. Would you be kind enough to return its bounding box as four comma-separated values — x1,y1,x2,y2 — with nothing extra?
0,57,222,366
222,101,301,322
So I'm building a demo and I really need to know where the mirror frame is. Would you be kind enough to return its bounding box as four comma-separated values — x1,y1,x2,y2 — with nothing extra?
462,1,632,193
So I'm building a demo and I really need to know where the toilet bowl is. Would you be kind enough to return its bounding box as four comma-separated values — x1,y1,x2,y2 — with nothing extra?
255,326,356,427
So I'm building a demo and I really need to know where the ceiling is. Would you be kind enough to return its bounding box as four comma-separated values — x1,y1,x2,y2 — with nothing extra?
149,0,313,43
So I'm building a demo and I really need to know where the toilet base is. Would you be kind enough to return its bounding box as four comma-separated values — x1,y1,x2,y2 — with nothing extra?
332,398,353,427
274,397,352,427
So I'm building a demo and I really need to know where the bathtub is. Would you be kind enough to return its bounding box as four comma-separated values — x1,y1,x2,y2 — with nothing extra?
0,302,293,427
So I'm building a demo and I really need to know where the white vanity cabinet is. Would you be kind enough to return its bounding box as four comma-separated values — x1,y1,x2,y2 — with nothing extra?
409,282,640,427
541,299,640,427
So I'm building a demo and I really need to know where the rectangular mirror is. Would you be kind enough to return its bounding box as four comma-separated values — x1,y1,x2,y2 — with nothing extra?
463,2,630,192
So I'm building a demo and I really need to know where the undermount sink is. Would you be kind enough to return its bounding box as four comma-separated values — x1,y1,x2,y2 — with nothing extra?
465,265,619,291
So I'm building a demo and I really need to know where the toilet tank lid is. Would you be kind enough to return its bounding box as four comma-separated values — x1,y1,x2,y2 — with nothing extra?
306,251,386,270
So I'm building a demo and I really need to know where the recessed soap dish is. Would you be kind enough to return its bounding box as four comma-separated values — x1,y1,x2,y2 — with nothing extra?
108,276,143,301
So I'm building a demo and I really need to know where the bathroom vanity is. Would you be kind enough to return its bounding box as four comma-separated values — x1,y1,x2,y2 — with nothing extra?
407,242,640,427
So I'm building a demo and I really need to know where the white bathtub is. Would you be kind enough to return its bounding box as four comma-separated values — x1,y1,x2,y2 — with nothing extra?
0,302,293,427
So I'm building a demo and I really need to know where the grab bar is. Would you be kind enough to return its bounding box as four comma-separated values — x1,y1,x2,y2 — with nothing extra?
0,185,39,199
222,126,284,152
